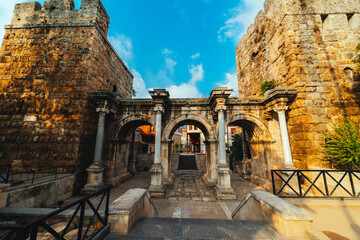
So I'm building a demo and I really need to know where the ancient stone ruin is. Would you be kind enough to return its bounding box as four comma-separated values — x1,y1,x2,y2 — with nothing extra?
236,0,360,169
0,0,359,206
0,0,133,190
0,0,360,239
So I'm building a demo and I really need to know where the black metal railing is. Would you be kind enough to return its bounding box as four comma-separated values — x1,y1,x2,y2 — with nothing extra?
0,187,110,240
0,165,76,185
271,169,360,198
0,165,11,184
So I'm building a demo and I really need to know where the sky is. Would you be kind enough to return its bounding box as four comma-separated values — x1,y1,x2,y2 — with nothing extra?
0,0,265,98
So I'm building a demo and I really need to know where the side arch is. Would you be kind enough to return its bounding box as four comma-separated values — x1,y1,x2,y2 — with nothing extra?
162,114,217,141
114,114,154,140
226,113,271,141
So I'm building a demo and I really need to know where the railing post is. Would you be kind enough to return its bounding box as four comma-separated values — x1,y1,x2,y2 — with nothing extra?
30,225,39,240
271,170,276,195
5,165,11,183
349,171,356,197
15,228,26,240
105,188,110,225
297,170,302,197
323,171,329,197
77,201,85,240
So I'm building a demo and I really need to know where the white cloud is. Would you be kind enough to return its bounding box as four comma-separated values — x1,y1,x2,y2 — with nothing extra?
189,64,204,84
218,0,265,43
161,48,173,56
191,52,200,60
132,69,150,98
166,64,204,98
167,83,203,98
108,33,133,65
165,57,177,75
220,72,238,97
0,0,24,46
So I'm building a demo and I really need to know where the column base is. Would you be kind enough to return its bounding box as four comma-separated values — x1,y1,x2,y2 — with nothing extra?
215,186,236,200
215,164,236,200
81,164,105,195
148,164,165,198
148,184,165,198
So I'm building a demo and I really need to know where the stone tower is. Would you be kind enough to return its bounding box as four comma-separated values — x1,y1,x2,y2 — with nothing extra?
236,0,360,168
0,0,133,179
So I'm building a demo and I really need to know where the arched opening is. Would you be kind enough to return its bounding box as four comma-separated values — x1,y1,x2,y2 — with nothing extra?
226,120,256,179
226,114,272,185
162,117,217,198
167,119,210,173
104,118,154,186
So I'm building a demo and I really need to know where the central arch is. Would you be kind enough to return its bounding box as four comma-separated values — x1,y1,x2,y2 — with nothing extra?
163,114,217,141
160,114,219,187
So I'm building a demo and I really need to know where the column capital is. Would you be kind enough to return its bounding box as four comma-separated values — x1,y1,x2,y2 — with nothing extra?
273,105,288,113
154,106,164,113
96,107,110,114
96,100,112,114
215,105,227,112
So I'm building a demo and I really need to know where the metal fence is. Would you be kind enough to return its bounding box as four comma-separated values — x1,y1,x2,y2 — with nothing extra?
271,169,360,198
0,187,110,240
0,165,76,185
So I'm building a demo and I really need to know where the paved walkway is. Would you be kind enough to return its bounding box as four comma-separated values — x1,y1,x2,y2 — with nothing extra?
70,170,264,219
105,218,284,240
66,171,263,218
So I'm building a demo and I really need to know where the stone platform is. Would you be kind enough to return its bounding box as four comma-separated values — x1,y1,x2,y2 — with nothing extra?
167,170,214,201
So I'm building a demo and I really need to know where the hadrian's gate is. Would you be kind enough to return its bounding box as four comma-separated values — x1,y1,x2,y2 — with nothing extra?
87,87,297,199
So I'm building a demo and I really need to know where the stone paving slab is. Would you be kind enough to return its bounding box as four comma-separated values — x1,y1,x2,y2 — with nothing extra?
105,218,284,239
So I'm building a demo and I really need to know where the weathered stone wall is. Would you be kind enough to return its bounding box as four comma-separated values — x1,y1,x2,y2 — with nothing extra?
236,0,360,168
0,0,133,176
7,175,75,208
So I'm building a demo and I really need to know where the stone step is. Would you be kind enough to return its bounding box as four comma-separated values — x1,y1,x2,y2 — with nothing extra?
105,218,284,240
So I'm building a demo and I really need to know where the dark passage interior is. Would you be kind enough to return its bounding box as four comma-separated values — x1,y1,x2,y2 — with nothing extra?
178,155,197,170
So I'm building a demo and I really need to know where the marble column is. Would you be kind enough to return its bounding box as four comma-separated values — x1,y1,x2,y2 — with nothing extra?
274,106,293,166
218,108,227,165
148,106,165,197
215,106,236,200
82,106,109,194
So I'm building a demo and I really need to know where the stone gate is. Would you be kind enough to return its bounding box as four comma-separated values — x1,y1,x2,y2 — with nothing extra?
83,87,297,199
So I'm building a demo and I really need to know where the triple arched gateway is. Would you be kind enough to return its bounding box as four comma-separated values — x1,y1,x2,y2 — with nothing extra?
83,87,297,199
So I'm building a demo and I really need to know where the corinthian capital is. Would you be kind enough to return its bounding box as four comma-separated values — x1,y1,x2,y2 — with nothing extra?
273,106,288,113
96,108,110,114
215,105,227,112
154,106,164,113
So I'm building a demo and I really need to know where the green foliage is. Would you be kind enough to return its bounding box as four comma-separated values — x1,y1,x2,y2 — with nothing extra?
229,134,243,170
352,41,360,72
131,88,137,97
324,118,360,170
87,216,98,228
260,80,275,96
